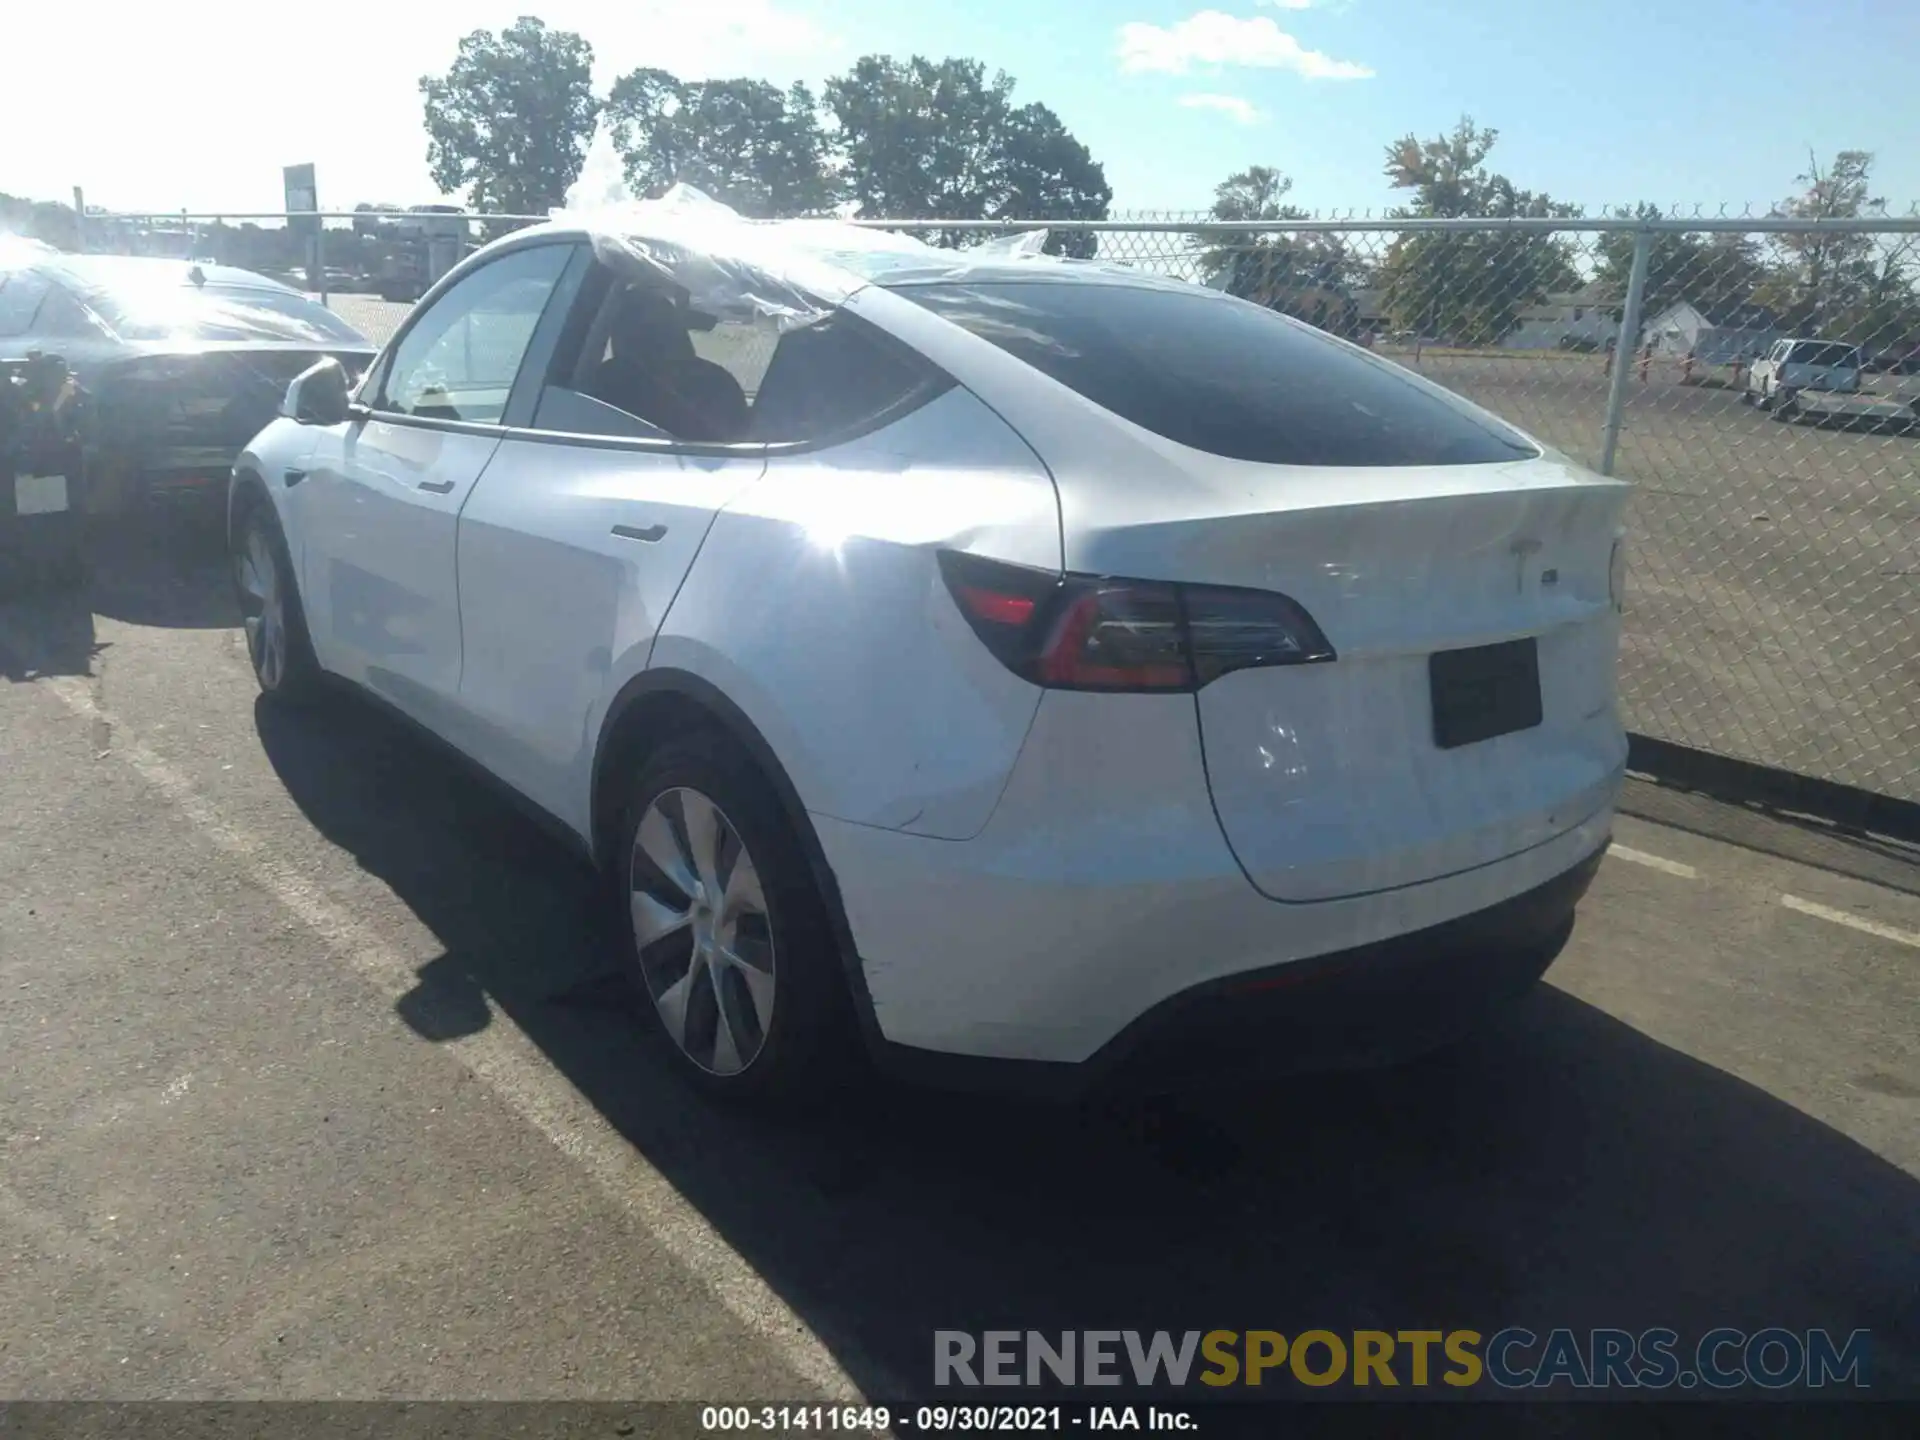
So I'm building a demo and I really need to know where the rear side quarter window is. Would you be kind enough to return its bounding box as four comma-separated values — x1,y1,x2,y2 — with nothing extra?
747,312,951,444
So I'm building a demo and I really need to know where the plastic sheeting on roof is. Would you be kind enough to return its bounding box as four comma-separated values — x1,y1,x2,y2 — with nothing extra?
551,125,1086,331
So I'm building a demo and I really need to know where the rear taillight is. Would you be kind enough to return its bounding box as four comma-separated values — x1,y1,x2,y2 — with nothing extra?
938,550,1334,693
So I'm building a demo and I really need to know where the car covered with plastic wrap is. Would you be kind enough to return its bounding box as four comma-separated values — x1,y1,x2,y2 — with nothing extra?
0,249,375,517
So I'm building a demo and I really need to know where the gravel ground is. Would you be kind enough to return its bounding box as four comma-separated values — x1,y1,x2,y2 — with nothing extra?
1389,351,1920,802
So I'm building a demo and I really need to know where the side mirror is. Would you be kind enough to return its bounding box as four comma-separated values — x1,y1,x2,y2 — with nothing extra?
282,357,351,426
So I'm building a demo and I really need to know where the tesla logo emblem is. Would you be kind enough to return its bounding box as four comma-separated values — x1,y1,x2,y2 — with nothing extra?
1510,538,1543,593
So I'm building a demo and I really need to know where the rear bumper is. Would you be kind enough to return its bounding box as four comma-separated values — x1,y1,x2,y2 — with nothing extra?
868,840,1606,1099
817,689,1623,1077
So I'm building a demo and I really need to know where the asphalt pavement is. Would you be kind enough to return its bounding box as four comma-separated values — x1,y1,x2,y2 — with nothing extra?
1,524,1917,1414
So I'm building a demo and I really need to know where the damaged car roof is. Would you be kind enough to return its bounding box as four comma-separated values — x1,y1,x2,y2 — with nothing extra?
516,183,1179,332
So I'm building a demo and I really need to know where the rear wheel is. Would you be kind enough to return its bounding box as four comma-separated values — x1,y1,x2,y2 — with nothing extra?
616,733,858,1105
1772,387,1801,422
231,502,321,703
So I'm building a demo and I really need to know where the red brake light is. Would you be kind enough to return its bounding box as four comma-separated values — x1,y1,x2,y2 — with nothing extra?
952,584,1036,627
1037,583,1190,690
938,550,1334,693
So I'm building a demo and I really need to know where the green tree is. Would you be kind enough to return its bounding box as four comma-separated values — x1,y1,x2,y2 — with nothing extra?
824,55,1109,252
0,193,80,250
605,71,839,217
1375,117,1579,347
1192,166,1367,334
419,17,600,215
1759,150,1916,341
1594,203,1770,325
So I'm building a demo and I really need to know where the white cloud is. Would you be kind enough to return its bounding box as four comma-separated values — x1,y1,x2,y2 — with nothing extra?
1179,93,1263,124
1118,12,1374,79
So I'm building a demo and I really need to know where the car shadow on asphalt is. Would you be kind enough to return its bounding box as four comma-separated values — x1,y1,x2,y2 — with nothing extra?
83,513,236,630
0,515,232,679
254,692,1920,1421
0,583,103,680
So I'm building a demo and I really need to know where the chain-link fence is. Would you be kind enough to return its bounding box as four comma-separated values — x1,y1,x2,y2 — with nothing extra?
72,207,1920,802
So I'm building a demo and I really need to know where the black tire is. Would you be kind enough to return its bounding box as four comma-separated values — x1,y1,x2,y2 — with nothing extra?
1772,387,1800,422
230,500,322,704
613,731,859,1106
1739,387,1755,407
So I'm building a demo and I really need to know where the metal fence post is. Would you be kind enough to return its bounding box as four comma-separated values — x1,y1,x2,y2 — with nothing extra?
72,187,86,252
316,225,329,306
1600,227,1653,476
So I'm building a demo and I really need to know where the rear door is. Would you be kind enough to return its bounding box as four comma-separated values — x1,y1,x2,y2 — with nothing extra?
453,265,770,829
297,242,578,723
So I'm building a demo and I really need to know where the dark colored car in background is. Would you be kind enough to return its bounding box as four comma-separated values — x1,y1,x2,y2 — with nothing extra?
0,251,375,518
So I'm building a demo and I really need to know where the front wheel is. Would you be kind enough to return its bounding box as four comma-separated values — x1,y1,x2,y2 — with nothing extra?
231,503,322,703
1772,387,1801,422
616,734,859,1105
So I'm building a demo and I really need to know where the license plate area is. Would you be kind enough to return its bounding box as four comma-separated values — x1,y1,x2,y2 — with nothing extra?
13,473,70,516
1429,638,1543,749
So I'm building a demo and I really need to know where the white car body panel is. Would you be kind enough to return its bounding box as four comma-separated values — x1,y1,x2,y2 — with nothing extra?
296,418,500,711
849,283,1629,904
647,385,1058,840
454,438,764,836
819,688,1616,1062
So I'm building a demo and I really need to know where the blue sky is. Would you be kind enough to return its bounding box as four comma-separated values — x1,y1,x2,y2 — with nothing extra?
6,0,1918,216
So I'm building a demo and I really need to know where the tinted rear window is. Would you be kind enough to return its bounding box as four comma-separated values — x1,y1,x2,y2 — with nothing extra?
893,281,1536,467
747,312,947,442
1786,342,1859,367
94,284,366,345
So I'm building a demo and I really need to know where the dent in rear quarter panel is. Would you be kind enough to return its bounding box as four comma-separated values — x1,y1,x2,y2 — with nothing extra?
646,385,1061,840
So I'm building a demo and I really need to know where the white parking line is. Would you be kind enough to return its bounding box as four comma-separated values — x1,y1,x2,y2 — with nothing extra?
18,668,875,1400
1780,893,1920,950
1608,844,1699,879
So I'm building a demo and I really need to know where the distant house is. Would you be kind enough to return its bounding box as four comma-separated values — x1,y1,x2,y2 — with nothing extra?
1640,301,1780,363
1501,282,1621,350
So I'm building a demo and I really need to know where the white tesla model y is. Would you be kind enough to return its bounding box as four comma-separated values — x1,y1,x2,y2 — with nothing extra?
231,208,1629,1102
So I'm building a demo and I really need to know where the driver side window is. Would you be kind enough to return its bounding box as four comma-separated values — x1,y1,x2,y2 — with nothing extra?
377,245,572,424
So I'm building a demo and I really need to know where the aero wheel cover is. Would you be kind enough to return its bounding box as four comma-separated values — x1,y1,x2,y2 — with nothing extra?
235,527,287,690
628,786,777,1077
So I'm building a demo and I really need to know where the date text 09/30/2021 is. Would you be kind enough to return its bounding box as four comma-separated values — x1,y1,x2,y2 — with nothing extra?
700,1406,1192,1433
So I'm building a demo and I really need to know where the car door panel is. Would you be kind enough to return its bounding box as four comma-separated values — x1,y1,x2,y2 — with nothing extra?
454,435,766,835
300,419,501,704
293,242,577,727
